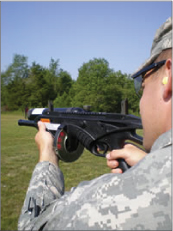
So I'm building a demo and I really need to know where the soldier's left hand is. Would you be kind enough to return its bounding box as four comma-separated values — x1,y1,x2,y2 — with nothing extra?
35,121,59,167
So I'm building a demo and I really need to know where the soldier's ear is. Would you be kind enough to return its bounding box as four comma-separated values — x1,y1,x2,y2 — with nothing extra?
162,59,172,101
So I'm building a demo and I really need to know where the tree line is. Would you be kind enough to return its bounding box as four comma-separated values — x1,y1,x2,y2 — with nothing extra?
1,54,140,114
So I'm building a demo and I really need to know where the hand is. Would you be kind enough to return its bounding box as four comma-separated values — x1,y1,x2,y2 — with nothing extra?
35,121,59,166
106,144,146,174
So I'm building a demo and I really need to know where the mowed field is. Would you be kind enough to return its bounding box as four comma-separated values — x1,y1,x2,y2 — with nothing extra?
1,112,143,230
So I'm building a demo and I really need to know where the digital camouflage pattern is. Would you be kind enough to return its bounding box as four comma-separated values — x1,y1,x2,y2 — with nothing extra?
132,17,172,77
18,129,172,230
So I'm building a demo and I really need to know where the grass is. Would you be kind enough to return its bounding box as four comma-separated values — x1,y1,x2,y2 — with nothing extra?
1,113,38,230
1,112,143,230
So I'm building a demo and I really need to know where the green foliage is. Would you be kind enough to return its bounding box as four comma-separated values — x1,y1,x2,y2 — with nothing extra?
45,58,60,93
1,55,72,110
72,58,112,111
54,92,72,108
57,69,73,95
53,70,74,108
1,54,140,114
27,63,54,107
71,58,139,113
1,54,29,110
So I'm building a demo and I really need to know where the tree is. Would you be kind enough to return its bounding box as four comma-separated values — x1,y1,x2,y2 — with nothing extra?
54,92,72,108
1,54,29,110
1,72,9,108
57,69,73,95
53,69,74,108
123,77,140,115
44,58,60,93
72,58,125,112
27,62,54,107
1,54,140,114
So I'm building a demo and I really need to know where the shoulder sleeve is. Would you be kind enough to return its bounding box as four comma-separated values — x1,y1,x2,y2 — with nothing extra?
18,161,64,230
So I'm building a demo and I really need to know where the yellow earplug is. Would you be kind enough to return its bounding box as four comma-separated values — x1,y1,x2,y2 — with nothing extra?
162,77,168,85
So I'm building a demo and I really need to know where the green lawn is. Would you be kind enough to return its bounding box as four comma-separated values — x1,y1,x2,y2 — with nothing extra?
1,112,143,230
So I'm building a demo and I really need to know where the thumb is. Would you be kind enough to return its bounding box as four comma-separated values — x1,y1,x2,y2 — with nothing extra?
37,121,46,131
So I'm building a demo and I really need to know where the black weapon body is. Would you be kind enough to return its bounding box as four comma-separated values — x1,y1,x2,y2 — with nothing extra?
18,109,143,172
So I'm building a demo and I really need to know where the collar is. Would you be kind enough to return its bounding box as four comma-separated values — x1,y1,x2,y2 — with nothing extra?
150,129,172,152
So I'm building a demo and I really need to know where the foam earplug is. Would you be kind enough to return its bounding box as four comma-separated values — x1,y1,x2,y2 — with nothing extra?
162,77,168,85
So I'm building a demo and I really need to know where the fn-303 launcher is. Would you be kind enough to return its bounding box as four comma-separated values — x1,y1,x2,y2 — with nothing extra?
18,107,143,172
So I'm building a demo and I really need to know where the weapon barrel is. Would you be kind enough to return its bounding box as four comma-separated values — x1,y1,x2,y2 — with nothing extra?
18,119,38,128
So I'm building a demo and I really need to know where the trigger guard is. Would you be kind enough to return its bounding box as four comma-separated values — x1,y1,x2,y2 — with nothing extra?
54,126,84,162
91,142,108,157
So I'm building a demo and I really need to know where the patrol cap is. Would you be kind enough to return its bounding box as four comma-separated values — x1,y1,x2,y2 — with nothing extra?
131,17,172,78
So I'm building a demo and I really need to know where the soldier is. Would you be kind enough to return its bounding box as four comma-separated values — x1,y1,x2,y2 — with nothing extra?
18,17,172,230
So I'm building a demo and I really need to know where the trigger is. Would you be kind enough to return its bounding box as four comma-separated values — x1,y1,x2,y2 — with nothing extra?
93,143,108,157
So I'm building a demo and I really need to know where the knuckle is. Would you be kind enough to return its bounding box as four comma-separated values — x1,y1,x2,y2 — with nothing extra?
110,150,116,158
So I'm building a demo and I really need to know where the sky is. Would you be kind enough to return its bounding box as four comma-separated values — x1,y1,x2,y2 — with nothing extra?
1,1,172,80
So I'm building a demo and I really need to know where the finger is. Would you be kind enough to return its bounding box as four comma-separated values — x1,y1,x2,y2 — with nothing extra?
106,150,126,160
111,147,132,160
35,122,46,144
111,168,123,174
107,159,119,169
106,153,111,160
37,121,46,131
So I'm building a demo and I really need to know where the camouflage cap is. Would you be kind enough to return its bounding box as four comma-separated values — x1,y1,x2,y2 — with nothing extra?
131,17,172,78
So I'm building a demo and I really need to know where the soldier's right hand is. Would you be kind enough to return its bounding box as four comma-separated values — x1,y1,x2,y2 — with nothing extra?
106,144,146,173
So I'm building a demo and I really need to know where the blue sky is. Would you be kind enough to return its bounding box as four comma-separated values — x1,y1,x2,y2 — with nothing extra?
1,1,172,79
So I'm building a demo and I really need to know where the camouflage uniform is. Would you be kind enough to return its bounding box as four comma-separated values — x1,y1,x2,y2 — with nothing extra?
18,129,172,230
18,17,172,230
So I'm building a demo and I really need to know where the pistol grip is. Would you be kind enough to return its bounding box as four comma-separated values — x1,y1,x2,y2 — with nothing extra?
117,158,130,172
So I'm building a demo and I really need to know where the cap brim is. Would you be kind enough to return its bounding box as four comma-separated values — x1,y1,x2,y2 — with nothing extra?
131,53,159,78
131,17,172,78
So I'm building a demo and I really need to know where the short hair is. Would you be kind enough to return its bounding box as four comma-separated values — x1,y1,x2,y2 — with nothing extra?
155,48,172,62
151,48,172,81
